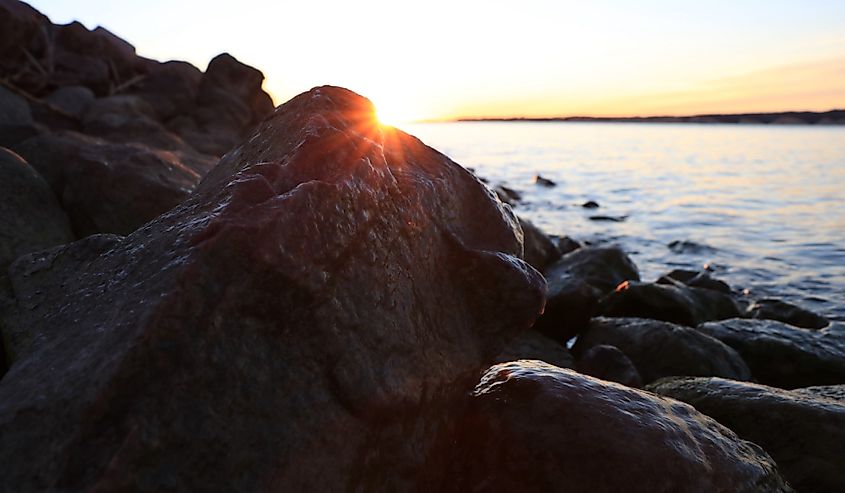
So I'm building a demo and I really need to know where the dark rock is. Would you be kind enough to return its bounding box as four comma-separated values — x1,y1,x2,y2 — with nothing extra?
668,239,716,254
44,85,95,117
573,317,751,384
0,85,38,148
0,86,546,491
82,95,195,151
15,131,204,236
0,0,50,90
598,281,742,327
648,376,845,493
0,147,73,271
575,344,643,387
517,216,561,271
588,214,627,222
658,268,732,294
534,247,639,341
127,60,202,120
697,319,845,389
657,268,700,285
792,385,845,402
433,362,791,492
554,235,581,255
494,184,521,206
582,200,599,208
533,174,555,187
494,330,573,369
747,298,829,329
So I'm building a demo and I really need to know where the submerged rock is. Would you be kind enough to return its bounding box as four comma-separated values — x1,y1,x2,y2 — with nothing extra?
697,319,845,389
747,298,829,329
598,281,742,327
648,377,845,493
432,361,791,492
573,317,751,384
14,131,210,236
0,87,546,492
575,344,643,387
533,174,556,187
533,247,639,341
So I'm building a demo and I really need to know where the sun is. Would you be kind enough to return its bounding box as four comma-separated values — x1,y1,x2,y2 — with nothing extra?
373,96,421,127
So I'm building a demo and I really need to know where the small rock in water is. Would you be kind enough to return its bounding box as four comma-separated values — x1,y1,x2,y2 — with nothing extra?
582,200,600,208
668,239,716,254
588,214,627,222
747,298,829,329
494,185,522,206
534,174,556,187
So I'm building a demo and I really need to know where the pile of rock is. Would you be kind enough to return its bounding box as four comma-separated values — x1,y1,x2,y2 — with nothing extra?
0,2,841,491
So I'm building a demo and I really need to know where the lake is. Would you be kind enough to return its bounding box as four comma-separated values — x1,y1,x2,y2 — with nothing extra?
403,121,845,322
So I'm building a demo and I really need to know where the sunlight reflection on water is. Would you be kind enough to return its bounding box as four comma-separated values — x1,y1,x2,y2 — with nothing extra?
405,121,845,321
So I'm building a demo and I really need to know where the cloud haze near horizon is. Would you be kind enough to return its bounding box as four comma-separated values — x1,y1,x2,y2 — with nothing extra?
26,0,845,121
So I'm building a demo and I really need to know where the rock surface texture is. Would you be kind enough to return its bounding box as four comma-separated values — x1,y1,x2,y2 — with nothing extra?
649,377,845,493
0,87,546,492
573,317,751,384
697,319,845,389
432,361,791,492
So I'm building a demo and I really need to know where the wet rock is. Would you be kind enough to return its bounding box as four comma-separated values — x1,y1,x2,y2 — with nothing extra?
433,362,791,492
658,268,732,294
648,376,845,493
582,200,599,208
697,319,845,389
747,298,829,329
0,147,73,272
598,281,742,327
573,317,751,384
0,86,546,492
44,85,96,118
0,85,38,148
575,344,643,387
494,330,573,369
668,239,716,254
534,247,639,341
533,174,556,187
588,214,627,222
517,216,561,271
792,384,845,402
554,235,581,255
15,131,203,236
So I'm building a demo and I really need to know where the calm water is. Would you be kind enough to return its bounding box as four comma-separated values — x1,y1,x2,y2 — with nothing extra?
403,122,845,322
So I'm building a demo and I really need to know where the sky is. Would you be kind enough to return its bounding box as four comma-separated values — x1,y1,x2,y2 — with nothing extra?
27,0,845,122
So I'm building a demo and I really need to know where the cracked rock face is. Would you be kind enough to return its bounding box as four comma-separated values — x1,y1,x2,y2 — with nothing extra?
0,86,546,492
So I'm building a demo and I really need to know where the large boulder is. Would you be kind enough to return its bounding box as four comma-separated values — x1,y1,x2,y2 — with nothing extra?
431,361,791,492
126,60,203,120
697,319,845,389
0,147,73,271
533,247,639,341
575,344,643,387
14,131,208,236
0,85,38,148
81,95,196,151
648,377,845,493
598,281,742,327
573,317,751,384
0,86,546,492
746,298,829,329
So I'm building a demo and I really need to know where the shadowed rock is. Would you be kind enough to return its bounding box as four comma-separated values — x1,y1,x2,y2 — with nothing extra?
0,85,38,148
697,319,845,389
648,377,845,493
517,216,561,271
14,131,211,236
657,268,732,294
494,330,573,369
598,281,742,327
0,86,546,492
573,317,751,384
431,361,791,492
575,344,642,387
533,247,639,341
746,298,829,329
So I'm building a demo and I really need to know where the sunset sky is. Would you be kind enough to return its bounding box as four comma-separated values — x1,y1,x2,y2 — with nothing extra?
28,0,845,122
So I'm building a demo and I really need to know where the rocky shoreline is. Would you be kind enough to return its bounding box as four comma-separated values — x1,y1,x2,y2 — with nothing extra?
1,1,843,491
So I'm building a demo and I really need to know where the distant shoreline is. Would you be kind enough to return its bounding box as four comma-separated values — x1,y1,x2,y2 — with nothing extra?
451,109,845,125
